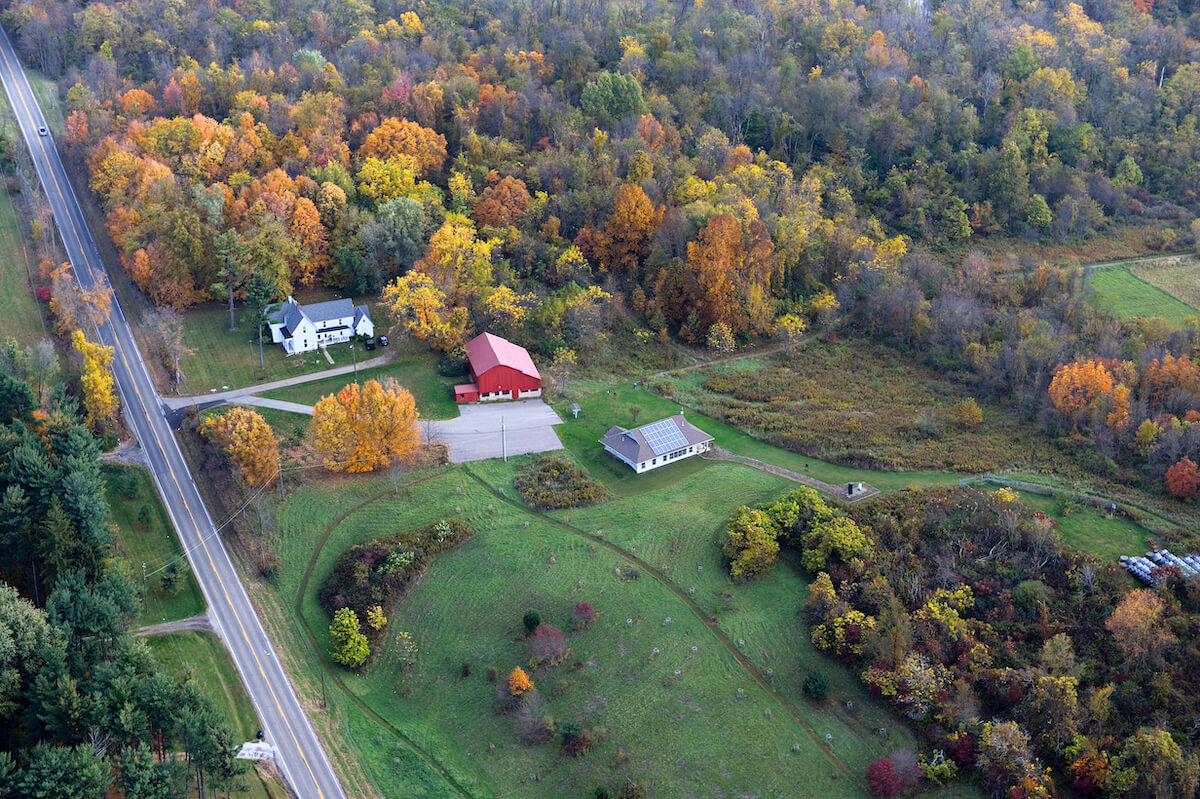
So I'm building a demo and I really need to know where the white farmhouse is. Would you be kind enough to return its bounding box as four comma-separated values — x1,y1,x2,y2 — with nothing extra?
267,296,373,355
600,414,714,473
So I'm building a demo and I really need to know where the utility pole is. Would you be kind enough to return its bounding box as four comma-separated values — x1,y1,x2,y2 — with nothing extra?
502,415,507,462
350,342,358,384
258,311,265,370
142,562,147,587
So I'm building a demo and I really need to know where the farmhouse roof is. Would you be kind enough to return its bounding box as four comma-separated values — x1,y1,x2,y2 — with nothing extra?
600,414,713,464
353,305,370,328
465,332,540,380
302,297,356,323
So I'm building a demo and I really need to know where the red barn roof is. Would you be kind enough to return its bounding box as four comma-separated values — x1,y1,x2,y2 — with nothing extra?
465,333,540,380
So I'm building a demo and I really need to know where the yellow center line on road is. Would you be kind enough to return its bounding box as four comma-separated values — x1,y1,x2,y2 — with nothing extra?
0,40,328,799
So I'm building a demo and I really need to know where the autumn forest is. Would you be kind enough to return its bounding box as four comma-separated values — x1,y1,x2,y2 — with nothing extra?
4,0,1200,795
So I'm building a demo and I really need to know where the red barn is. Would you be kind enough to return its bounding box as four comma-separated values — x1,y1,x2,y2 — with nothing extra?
454,333,541,403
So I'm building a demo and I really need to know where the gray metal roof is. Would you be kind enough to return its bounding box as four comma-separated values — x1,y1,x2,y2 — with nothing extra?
353,305,371,328
600,415,712,465
302,298,356,323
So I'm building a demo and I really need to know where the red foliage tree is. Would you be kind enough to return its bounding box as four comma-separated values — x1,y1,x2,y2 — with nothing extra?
1166,457,1199,499
866,758,904,798
530,624,568,666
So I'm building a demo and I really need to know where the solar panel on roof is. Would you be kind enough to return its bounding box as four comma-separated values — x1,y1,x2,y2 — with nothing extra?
640,418,689,456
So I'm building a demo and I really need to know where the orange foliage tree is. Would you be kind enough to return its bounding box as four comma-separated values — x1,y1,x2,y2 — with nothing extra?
507,667,533,697
1165,457,1199,499
1105,589,1177,669
1141,354,1200,409
682,214,777,337
579,183,660,280
1048,360,1115,416
308,379,420,473
359,117,447,176
473,176,532,228
199,407,280,486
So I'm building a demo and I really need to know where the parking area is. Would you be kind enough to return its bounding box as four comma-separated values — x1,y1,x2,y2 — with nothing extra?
424,399,564,463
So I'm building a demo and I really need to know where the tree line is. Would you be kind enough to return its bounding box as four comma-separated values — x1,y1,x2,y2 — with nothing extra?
1,348,249,797
2,0,1197,365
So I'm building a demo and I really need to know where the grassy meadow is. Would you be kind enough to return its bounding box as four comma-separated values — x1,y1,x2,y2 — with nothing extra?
0,185,45,347
1086,263,1198,325
168,297,370,396
269,455,986,799
259,341,459,419
102,464,205,627
1127,254,1200,313
608,340,1076,476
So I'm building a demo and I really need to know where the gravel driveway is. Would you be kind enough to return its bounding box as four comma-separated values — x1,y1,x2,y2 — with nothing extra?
424,399,564,463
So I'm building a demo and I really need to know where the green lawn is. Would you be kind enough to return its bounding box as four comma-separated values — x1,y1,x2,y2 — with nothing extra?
144,631,286,799
258,340,459,419
270,461,984,799
0,85,49,347
170,296,375,395
0,185,44,347
1016,491,1152,561
103,464,205,627
1086,264,1198,325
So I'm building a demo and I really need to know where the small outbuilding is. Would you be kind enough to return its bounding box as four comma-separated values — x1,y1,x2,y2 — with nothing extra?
455,332,541,402
600,414,714,473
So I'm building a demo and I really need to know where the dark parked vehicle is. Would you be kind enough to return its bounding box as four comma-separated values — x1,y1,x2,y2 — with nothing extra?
364,338,377,351
378,335,389,346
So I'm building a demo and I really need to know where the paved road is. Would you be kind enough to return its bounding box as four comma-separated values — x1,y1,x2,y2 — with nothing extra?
0,29,345,799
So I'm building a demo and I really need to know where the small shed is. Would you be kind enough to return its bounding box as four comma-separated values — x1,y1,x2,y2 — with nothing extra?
454,384,479,403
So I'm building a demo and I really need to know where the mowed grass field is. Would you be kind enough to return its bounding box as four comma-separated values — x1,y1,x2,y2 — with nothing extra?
169,298,368,396
144,631,287,799
274,459,985,799
1086,263,1197,325
102,464,205,627
0,185,44,347
1128,254,1200,313
259,341,459,420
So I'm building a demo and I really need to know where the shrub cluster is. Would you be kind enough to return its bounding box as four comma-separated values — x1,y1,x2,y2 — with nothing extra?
514,456,608,510
319,518,474,643
805,486,1200,798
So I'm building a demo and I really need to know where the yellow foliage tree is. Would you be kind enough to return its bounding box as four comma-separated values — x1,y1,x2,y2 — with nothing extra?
72,330,118,431
199,406,280,486
414,216,499,308
507,666,533,697
366,605,388,630
308,378,420,473
380,271,470,351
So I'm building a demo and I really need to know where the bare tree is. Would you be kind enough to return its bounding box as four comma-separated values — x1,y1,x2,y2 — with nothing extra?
143,307,193,390
28,339,58,403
